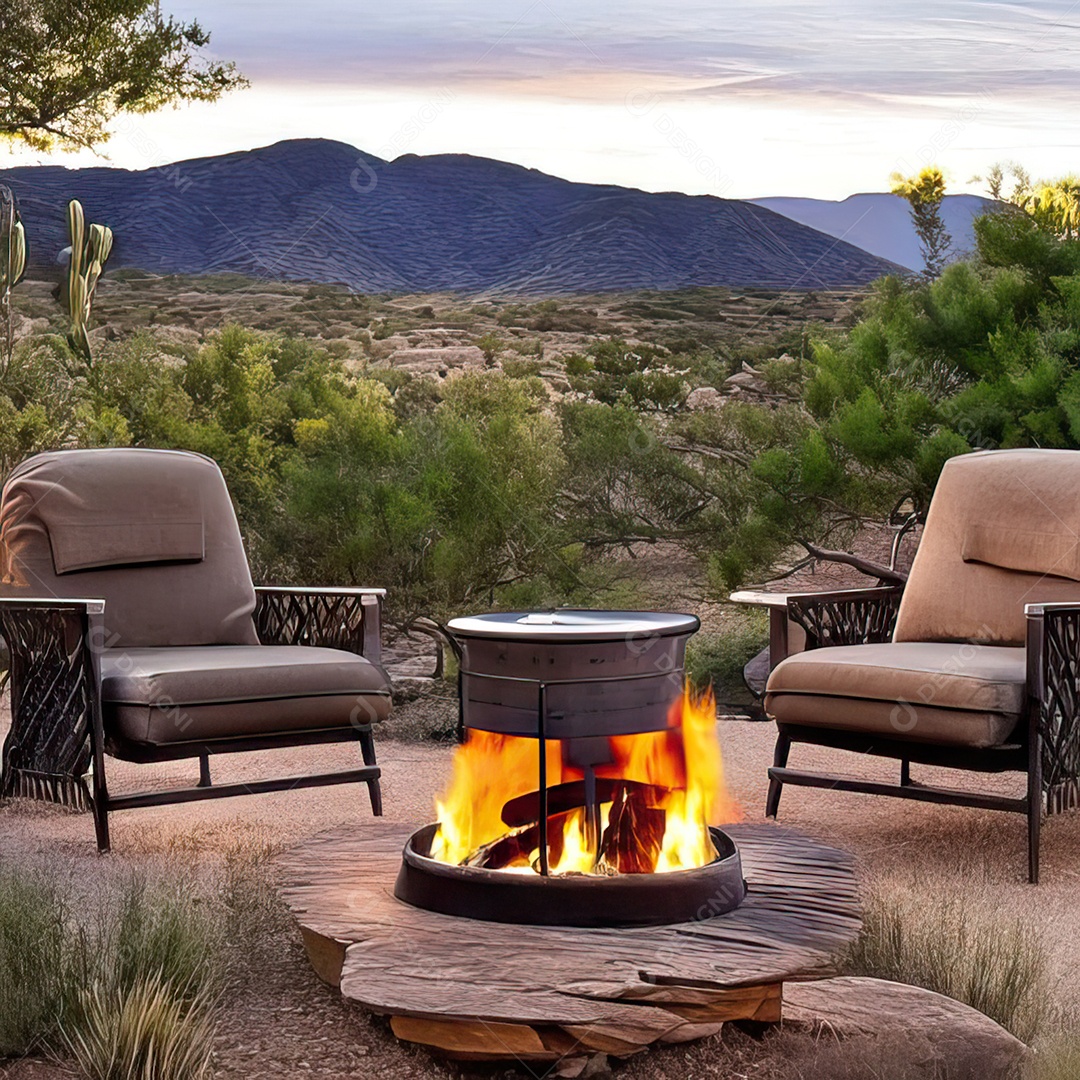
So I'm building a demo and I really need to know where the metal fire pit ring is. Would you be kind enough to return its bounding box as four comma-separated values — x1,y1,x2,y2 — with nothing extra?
394,822,747,928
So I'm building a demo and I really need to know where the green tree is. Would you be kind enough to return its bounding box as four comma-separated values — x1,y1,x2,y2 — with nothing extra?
975,161,1031,206
1023,176,1080,241
0,0,245,151
976,164,1080,241
686,201,1080,590
274,370,571,624
891,166,953,278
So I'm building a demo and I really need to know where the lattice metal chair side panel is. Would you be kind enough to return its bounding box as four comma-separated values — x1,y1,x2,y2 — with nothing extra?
253,587,382,661
0,601,102,811
1037,605,1080,816
787,586,904,651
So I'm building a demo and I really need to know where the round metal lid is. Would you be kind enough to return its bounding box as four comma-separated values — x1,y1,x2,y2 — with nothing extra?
447,609,700,641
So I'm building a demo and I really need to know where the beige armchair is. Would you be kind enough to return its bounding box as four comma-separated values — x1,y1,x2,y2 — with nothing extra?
763,448,1080,882
0,448,390,850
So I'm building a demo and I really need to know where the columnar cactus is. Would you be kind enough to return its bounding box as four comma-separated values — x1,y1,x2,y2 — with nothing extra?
0,184,27,367
62,199,113,362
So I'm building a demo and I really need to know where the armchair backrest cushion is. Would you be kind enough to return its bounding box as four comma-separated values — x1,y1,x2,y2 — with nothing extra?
894,448,1080,646
0,448,259,647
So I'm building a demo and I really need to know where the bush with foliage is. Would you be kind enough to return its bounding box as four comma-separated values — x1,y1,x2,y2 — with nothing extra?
685,614,768,704
0,326,593,625
682,203,1080,589
0,869,222,1076
565,338,689,411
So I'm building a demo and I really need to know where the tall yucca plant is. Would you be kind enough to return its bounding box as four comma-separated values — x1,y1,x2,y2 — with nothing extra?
62,198,113,362
0,184,27,370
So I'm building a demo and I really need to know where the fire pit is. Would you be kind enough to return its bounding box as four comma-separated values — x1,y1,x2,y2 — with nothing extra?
277,608,862,1065
394,609,747,927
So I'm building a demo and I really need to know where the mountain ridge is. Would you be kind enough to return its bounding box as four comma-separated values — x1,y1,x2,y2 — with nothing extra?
1,139,899,295
749,192,995,271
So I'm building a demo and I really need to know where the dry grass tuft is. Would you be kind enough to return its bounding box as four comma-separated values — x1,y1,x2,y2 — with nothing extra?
843,886,1052,1043
62,973,216,1080
0,864,224,1078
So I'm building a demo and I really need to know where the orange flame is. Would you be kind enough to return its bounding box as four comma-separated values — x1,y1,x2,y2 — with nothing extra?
430,686,741,874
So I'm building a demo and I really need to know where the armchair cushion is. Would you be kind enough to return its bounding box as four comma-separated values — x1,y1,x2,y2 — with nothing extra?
961,524,1080,583
894,449,1080,645
765,642,1026,748
1,449,258,647
101,645,391,747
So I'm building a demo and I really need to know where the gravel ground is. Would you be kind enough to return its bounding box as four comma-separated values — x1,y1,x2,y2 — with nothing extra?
2,703,1078,1079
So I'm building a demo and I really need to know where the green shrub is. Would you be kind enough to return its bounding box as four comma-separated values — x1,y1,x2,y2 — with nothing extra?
685,615,768,705
501,357,544,378
565,338,688,411
473,331,503,362
510,337,543,356
843,887,1051,1043
0,872,69,1055
0,868,223,1073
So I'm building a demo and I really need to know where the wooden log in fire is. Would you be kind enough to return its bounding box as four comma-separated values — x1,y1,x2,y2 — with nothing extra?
598,783,667,874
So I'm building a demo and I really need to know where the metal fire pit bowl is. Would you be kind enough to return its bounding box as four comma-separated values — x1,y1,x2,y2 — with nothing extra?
394,823,746,928
449,610,700,740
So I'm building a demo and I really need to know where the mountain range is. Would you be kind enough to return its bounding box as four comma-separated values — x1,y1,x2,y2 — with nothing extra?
750,193,994,271
1,139,898,295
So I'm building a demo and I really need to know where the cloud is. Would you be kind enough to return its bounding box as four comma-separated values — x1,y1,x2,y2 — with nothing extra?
196,0,1080,107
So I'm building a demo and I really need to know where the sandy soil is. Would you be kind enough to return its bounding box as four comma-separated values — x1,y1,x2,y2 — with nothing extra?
2,708,1077,1078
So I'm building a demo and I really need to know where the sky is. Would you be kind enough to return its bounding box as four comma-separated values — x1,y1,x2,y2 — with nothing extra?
9,0,1080,199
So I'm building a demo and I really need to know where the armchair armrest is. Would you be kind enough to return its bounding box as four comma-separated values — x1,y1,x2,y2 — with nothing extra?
785,586,904,652
1026,602,1080,814
733,586,904,671
253,587,386,664
0,598,105,810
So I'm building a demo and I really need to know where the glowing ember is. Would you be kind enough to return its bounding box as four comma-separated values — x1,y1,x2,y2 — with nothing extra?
430,686,741,874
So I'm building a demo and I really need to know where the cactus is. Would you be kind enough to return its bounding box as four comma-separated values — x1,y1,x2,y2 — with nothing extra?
0,184,27,368
62,199,113,362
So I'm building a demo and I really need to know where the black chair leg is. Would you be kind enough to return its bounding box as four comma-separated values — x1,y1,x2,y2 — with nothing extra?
89,743,112,853
1028,800,1041,885
1027,761,1042,885
766,732,791,819
1027,723,1043,884
357,726,383,816
92,797,110,852
198,753,212,788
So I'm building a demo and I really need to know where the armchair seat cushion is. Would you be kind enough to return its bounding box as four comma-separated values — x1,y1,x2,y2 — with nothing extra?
101,645,391,747
765,642,1026,748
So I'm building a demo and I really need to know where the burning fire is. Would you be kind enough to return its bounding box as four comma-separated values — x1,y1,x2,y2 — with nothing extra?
430,686,741,875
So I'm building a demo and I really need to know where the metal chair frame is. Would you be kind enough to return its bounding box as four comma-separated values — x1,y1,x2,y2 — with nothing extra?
761,586,1080,883
0,587,387,851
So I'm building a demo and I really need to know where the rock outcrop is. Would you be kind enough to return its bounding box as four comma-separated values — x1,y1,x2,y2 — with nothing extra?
783,977,1031,1077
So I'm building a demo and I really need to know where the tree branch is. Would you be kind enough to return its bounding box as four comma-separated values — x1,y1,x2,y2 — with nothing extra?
799,540,908,584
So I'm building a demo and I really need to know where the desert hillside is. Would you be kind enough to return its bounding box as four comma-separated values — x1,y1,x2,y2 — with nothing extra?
1,139,898,295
